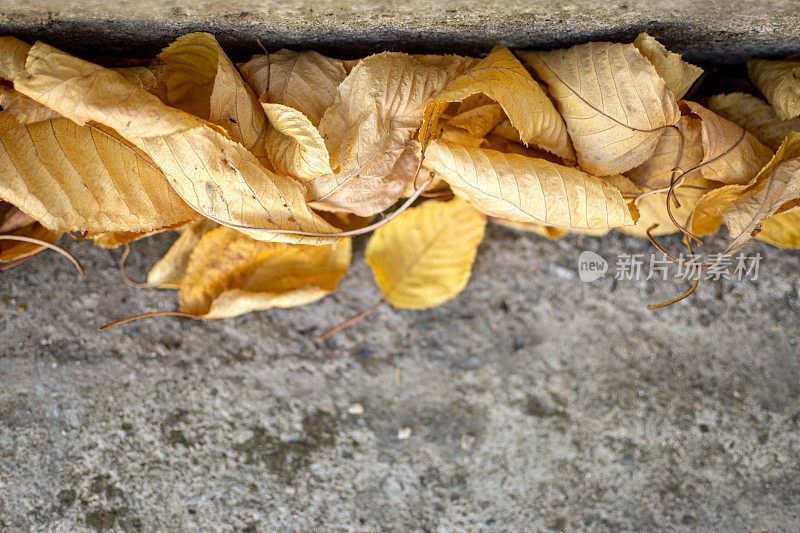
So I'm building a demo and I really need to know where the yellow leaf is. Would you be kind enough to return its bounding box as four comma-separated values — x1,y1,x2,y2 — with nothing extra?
240,49,347,126
147,219,218,288
14,42,339,244
307,53,460,215
365,197,486,309
756,211,800,248
632,32,703,99
708,92,800,150
179,227,351,318
156,33,267,156
0,113,196,233
748,58,800,120
447,103,506,138
262,103,333,180
423,140,635,230
520,41,680,175
420,47,574,162
682,101,773,185
719,132,800,252
689,184,746,237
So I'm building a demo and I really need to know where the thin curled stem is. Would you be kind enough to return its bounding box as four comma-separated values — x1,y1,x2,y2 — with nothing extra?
119,243,152,288
100,311,206,330
0,235,85,276
317,299,385,342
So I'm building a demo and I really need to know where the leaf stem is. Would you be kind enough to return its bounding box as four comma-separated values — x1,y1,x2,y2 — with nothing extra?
317,299,385,342
0,235,85,276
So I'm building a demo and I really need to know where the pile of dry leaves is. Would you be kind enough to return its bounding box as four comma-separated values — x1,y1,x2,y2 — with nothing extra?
1,33,798,335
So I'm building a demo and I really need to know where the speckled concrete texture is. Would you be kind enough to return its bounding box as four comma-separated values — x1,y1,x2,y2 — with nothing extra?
1,227,799,530
1,0,800,62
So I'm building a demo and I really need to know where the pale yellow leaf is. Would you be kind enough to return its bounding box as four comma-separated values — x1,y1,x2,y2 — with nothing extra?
0,113,196,233
720,133,800,252
262,102,333,180
682,101,774,185
689,184,746,237
156,33,267,155
179,226,351,318
240,49,347,126
520,41,680,175
447,103,506,138
0,36,30,81
748,58,800,120
421,46,574,162
14,42,339,244
708,92,800,150
147,219,218,288
365,197,486,309
423,140,635,230
307,53,459,215
632,32,702,99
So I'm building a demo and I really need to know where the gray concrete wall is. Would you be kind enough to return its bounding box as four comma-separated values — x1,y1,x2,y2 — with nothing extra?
1,0,799,62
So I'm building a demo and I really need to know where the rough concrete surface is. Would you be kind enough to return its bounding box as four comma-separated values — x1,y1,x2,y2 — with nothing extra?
1,226,799,531
1,0,800,62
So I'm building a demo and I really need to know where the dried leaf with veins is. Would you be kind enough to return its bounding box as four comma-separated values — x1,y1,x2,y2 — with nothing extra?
520,41,679,175
682,101,773,185
748,58,800,120
420,46,574,162
0,113,197,233
147,219,218,288
241,49,347,126
262,103,333,180
632,32,702,99
179,227,351,318
366,197,486,309
307,53,460,215
719,132,800,252
156,33,267,157
755,211,800,248
708,92,800,151
423,140,635,230
14,42,339,244
447,103,506,138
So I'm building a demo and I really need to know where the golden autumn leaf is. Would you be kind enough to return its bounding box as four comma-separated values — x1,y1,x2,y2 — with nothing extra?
755,211,800,248
632,32,703,99
0,113,197,233
240,49,347,126
306,53,463,215
13,42,340,244
261,103,333,180
681,101,774,185
708,92,800,151
156,33,267,157
720,135,800,252
419,46,574,161
447,103,506,138
147,219,218,288
423,140,635,230
520,41,680,175
622,111,715,237
365,197,486,309
179,226,351,318
748,58,800,120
